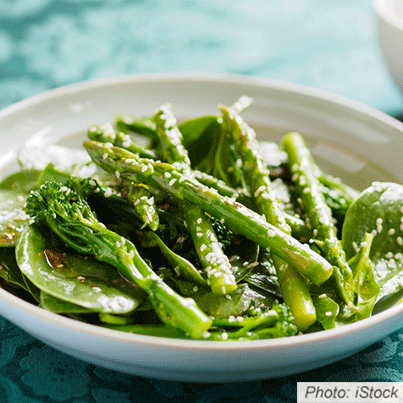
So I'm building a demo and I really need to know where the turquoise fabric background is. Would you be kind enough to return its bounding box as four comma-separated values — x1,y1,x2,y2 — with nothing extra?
1,1,403,402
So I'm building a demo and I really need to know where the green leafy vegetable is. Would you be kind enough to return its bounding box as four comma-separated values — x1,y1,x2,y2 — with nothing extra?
342,182,403,309
0,96,401,340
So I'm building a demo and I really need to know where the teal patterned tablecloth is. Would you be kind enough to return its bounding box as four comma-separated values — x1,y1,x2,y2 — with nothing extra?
1,1,403,402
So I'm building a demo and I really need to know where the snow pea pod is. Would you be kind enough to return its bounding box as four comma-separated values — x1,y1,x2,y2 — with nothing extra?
16,224,145,314
40,291,97,314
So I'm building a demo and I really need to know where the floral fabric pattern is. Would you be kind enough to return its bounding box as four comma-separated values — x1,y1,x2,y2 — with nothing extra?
0,1,403,402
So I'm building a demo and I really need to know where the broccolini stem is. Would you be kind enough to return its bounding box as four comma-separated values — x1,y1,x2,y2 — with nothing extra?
220,104,316,330
87,123,157,159
83,140,334,286
87,124,160,230
115,115,158,140
282,132,355,307
155,104,237,295
192,170,244,199
26,182,212,339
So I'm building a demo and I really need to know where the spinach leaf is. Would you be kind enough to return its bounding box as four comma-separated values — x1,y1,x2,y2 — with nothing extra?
167,272,274,319
311,294,339,330
0,169,40,246
342,182,403,305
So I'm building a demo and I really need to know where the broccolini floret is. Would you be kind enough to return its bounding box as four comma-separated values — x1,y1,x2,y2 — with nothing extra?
25,179,212,339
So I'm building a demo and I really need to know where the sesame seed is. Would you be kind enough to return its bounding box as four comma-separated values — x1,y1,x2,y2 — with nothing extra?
299,176,306,186
388,259,397,269
388,228,396,235
254,186,266,198
221,332,228,340
115,171,120,179
200,244,207,252
102,153,108,160
169,179,176,186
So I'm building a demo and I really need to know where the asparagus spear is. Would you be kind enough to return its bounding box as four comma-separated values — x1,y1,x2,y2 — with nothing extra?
282,132,355,306
83,141,334,286
220,104,316,330
154,104,237,295
87,118,311,237
25,180,212,339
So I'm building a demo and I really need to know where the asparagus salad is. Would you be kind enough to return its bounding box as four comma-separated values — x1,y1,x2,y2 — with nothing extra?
0,96,402,340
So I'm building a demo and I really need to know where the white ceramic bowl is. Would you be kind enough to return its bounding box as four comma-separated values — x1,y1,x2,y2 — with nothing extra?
1,73,403,382
374,0,403,94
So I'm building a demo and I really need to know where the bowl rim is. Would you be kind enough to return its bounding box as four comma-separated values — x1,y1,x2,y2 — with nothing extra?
373,0,403,31
2,71,403,352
